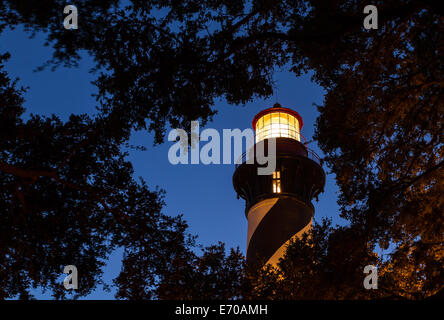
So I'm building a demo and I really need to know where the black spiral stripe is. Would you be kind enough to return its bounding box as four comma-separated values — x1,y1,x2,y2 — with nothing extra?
246,196,313,267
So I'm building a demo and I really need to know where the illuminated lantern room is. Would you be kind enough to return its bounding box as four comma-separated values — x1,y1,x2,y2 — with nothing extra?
252,103,303,143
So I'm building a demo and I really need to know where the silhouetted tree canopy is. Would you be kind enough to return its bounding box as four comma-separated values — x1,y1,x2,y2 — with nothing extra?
0,52,198,299
114,242,245,299
0,0,442,299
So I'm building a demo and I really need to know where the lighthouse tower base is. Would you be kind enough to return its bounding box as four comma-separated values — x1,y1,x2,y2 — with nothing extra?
246,196,314,267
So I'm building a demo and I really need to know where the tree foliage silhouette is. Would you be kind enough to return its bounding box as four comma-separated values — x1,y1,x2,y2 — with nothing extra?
0,52,198,299
0,0,442,299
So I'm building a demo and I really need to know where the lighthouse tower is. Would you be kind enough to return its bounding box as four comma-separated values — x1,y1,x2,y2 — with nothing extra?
233,103,325,267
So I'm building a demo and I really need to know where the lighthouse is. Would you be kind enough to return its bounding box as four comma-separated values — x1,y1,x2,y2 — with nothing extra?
233,103,326,267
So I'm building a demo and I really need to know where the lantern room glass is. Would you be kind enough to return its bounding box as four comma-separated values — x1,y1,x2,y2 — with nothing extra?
255,112,301,143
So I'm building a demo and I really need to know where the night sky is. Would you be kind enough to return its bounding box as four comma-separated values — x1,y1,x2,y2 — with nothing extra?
1,26,345,299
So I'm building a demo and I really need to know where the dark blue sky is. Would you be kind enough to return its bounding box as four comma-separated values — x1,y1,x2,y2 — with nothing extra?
1,26,345,299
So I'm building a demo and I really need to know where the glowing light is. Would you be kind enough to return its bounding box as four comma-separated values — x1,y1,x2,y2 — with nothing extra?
255,111,301,143
272,171,281,193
